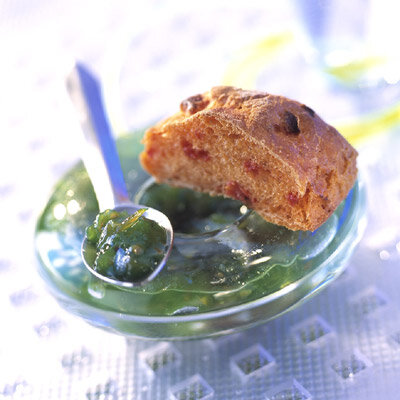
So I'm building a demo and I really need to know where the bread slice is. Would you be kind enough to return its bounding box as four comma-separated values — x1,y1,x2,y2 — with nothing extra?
140,86,358,231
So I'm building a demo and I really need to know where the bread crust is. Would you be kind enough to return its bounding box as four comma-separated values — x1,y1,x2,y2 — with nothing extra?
140,86,358,231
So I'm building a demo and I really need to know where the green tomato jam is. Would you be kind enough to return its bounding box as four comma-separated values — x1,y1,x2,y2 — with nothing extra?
83,208,167,282
35,134,361,323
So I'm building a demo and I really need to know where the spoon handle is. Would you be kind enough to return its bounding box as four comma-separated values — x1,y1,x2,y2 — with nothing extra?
66,62,130,210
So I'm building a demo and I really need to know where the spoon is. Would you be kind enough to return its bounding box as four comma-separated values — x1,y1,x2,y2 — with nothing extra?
66,62,173,288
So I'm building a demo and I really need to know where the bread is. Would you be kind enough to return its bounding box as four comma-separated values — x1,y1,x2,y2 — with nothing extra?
140,86,358,231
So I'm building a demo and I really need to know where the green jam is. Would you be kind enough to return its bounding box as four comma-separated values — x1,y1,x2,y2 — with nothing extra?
137,182,243,234
83,208,167,283
35,133,361,321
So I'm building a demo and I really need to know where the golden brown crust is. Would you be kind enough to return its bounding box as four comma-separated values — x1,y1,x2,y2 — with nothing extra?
140,86,358,231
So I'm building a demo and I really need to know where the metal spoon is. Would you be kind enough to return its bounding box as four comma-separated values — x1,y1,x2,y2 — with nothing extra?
66,62,173,288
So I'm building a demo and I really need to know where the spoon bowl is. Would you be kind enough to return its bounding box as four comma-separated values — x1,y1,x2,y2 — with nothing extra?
81,204,173,288
67,62,173,286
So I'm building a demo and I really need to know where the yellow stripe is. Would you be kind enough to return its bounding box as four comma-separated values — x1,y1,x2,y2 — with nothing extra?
223,33,398,145
222,31,294,89
336,101,400,145
324,56,387,87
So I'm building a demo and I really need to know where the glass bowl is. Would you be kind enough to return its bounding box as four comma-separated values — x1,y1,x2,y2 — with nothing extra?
35,131,366,340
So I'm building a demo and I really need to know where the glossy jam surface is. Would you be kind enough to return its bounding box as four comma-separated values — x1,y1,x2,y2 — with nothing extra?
35,133,362,320
83,208,166,283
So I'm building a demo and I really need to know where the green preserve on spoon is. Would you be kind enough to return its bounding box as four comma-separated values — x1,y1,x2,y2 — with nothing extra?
66,62,173,288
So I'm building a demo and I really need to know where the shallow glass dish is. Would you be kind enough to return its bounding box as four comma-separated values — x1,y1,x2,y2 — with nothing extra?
35,131,366,340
